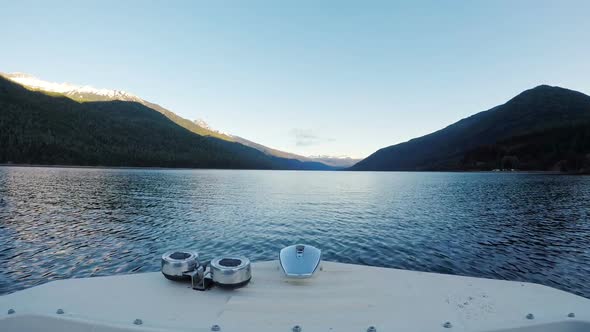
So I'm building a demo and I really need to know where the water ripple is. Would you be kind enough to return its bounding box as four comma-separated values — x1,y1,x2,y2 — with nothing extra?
0,167,589,298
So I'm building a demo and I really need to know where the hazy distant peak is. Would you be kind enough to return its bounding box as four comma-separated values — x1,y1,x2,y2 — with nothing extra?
305,155,361,168
4,72,141,102
307,154,357,160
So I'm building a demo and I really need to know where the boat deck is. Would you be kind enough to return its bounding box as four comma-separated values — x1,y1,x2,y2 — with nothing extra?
1,261,589,332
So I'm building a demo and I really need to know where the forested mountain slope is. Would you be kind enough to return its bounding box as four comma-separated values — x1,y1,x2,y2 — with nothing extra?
351,85,590,172
0,76,332,169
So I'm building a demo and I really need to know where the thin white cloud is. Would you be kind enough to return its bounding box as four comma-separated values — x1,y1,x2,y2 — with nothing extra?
290,128,334,147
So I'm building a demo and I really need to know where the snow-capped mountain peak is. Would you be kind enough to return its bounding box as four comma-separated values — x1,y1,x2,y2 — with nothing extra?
192,118,231,136
193,119,214,131
4,72,141,102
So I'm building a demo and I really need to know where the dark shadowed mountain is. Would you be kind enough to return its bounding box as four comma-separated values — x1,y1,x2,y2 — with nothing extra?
2,73,347,168
351,85,590,172
0,76,333,169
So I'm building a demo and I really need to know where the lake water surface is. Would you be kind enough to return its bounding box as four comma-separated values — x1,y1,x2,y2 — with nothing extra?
1,167,589,297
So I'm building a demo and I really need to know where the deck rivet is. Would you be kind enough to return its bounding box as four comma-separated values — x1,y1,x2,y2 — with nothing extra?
292,325,302,332
568,312,575,318
367,326,377,332
56,309,64,314
134,319,143,325
526,313,534,320
7,309,15,315
443,321,452,328
211,324,221,331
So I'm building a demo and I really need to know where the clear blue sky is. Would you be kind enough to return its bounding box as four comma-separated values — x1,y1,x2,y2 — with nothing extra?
2,1,589,158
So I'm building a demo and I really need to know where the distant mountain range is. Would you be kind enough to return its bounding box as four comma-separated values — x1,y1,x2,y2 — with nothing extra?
351,85,590,173
1,73,357,169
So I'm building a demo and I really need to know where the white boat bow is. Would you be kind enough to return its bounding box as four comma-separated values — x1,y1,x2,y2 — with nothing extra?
1,261,589,332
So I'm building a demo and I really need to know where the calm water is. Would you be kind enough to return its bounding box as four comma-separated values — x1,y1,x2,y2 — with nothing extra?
0,167,589,297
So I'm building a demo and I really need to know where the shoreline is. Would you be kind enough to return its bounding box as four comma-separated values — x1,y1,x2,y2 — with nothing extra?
0,163,270,171
1,163,586,174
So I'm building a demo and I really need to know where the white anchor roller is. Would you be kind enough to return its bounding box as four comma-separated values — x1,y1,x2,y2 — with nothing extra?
279,244,321,278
